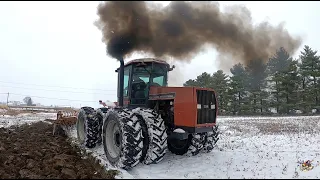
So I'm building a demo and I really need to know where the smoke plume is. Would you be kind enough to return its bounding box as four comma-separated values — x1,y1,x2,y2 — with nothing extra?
95,1,302,66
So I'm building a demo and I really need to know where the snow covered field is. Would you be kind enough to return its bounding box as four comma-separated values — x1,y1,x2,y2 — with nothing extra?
1,112,320,179
0,112,56,128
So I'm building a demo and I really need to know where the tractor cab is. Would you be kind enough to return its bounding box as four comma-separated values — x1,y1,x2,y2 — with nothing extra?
115,58,175,107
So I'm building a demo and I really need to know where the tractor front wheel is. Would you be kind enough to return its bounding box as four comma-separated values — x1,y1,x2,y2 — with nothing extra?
102,109,144,170
168,133,210,156
131,108,168,165
167,136,191,155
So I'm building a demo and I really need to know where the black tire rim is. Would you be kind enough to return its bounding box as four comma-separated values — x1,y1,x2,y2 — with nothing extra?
104,119,121,159
77,112,87,144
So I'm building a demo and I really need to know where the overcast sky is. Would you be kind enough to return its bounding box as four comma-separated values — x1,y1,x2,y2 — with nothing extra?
0,1,318,109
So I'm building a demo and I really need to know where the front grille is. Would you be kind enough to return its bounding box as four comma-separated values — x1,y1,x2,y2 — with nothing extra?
196,90,217,124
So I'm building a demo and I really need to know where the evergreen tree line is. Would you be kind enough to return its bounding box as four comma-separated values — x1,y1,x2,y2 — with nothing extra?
183,45,320,116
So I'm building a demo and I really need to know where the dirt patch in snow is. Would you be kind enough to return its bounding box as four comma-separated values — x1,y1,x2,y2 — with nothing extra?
0,121,117,179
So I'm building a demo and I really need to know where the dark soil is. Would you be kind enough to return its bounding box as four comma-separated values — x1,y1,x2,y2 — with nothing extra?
0,121,117,179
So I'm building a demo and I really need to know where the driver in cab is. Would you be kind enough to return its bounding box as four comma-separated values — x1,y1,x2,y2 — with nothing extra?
131,75,147,103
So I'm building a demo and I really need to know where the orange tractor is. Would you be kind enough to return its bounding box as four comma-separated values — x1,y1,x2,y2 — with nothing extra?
76,57,219,170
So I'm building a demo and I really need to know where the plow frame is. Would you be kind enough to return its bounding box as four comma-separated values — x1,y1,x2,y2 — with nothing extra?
53,109,79,135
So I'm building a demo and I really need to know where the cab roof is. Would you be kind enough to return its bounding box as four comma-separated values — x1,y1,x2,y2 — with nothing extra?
115,58,170,72
124,58,170,67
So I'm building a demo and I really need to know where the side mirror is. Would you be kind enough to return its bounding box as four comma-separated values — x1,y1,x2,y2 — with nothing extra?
169,65,176,71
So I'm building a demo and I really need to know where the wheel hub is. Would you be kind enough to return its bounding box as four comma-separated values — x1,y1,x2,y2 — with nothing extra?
114,131,121,147
77,113,86,144
105,119,121,159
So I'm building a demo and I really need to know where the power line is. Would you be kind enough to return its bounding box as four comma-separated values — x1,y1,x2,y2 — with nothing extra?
0,84,116,95
4,92,99,103
0,80,117,92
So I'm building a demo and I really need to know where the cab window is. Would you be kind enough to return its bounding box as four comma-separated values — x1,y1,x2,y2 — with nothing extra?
123,68,130,97
152,75,165,86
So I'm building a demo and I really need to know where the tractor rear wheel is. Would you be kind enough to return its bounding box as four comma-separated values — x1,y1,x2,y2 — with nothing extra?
76,107,101,148
102,109,144,170
203,125,220,152
189,133,207,155
95,107,109,145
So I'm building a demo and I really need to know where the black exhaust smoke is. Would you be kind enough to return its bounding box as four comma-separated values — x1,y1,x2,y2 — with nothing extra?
95,1,302,69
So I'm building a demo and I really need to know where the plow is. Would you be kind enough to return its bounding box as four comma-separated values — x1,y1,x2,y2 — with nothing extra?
53,57,220,170
52,110,78,135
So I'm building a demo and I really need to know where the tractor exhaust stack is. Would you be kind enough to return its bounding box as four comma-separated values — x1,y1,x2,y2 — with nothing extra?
118,57,124,107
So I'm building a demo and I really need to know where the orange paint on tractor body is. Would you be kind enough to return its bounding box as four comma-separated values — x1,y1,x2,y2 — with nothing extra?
149,86,218,128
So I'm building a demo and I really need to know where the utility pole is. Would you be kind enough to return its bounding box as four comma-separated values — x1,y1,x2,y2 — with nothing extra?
6,92,9,106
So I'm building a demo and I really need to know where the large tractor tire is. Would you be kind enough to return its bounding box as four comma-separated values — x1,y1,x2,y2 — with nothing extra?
167,134,207,156
131,108,168,165
76,107,102,148
189,133,207,155
167,134,206,156
102,109,144,170
95,107,109,145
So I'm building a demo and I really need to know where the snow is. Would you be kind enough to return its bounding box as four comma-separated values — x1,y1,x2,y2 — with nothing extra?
79,115,320,179
173,128,185,133
105,100,116,107
0,112,56,128
1,112,320,179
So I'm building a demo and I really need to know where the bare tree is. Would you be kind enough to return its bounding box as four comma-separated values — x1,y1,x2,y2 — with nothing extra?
23,96,33,106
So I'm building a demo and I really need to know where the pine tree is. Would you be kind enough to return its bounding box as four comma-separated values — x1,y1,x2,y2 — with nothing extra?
211,70,230,115
280,59,301,114
245,59,267,115
229,63,248,115
267,47,292,114
183,72,212,88
298,45,320,113
183,79,198,87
